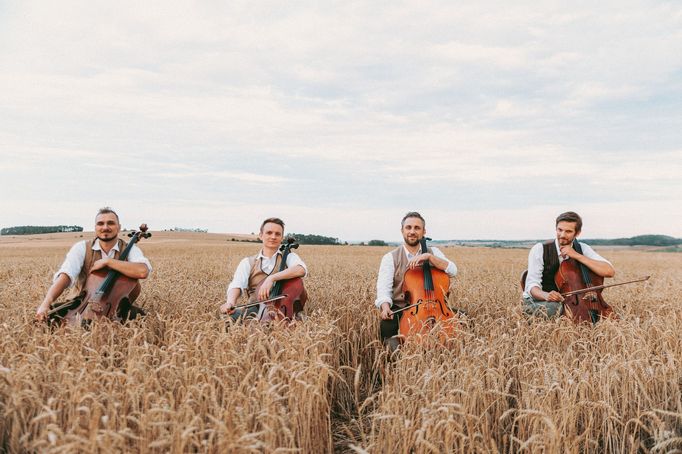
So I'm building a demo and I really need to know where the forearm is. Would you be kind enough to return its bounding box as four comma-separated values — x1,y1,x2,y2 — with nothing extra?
270,265,305,282
41,273,71,307
575,256,615,278
530,286,549,301
429,254,450,271
101,259,150,279
226,287,242,306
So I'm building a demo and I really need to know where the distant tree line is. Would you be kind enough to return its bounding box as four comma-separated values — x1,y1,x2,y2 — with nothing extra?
367,239,388,246
168,227,208,233
584,235,682,246
1,225,84,235
290,233,341,245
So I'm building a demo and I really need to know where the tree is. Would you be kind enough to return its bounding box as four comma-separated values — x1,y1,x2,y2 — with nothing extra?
290,233,340,245
368,239,388,246
1,225,84,235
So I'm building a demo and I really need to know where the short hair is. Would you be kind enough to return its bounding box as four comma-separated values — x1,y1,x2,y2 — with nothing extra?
260,217,285,233
556,211,582,232
401,211,426,228
96,207,119,223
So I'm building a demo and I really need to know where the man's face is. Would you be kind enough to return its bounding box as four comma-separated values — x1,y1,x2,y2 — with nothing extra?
95,212,120,242
401,217,426,247
259,222,284,249
556,221,580,246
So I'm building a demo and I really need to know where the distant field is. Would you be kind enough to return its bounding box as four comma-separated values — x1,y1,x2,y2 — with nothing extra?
1,232,680,453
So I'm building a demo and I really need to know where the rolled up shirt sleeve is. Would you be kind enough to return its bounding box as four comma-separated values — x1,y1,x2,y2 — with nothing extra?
286,252,308,277
227,257,251,295
523,243,544,298
127,244,152,273
374,253,394,309
53,241,87,288
431,247,457,278
579,242,612,265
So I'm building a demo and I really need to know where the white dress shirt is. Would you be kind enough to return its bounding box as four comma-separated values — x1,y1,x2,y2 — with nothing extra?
523,239,611,298
374,245,457,309
226,250,307,294
54,239,152,288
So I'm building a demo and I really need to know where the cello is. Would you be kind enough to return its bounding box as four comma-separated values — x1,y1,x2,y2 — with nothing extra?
259,237,307,322
226,237,307,323
519,242,650,324
47,224,151,327
393,237,458,342
555,240,617,324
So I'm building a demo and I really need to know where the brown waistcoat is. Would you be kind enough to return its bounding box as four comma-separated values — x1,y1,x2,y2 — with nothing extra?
541,240,560,293
64,238,128,300
390,246,434,309
246,253,282,303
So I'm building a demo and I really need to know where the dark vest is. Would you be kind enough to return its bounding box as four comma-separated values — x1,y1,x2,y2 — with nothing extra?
541,240,560,292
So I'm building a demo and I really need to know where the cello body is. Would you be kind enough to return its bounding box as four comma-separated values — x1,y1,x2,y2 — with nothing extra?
398,239,458,342
259,277,308,322
64,271,141,326
555,258,615,324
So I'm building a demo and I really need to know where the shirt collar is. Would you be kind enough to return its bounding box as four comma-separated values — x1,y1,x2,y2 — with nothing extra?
92,239,121,253
257,249,282,260
402,245,421,259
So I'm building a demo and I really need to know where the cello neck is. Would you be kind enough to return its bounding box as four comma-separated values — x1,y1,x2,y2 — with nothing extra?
117,234,138,262
97,225,150,295
270,237,299,297
572,240,594,287
420,237,434,291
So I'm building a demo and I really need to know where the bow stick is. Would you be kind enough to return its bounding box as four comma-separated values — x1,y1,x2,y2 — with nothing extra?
228,294,288,311
561,276,650,298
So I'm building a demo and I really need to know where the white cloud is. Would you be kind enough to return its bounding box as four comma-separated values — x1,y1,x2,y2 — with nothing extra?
0,1,680,239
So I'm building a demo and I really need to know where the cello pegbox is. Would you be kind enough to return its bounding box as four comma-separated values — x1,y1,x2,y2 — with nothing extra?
127,224,152,239
279,236,298,251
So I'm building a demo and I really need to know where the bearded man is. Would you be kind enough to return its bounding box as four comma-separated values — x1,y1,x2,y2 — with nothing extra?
375,211,457,351
522,211,615,318
35,207,151,323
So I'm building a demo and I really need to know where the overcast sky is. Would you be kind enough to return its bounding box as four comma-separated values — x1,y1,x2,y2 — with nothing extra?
1,1,680,241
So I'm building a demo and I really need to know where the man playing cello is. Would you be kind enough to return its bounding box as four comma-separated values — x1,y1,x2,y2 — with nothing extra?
35,207,152,323
375,212,457,351
219,217,307,321
523,211,615,318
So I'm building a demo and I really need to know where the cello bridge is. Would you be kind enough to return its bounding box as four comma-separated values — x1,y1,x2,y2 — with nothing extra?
581,291,598,303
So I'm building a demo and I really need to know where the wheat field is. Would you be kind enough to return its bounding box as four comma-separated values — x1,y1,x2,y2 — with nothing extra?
1,232,680,453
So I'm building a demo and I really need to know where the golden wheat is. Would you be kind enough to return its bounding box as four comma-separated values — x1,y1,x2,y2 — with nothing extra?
1,232,680,453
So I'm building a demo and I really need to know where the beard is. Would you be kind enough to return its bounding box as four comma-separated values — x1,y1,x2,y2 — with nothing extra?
97,232,117,242
404,236,420,247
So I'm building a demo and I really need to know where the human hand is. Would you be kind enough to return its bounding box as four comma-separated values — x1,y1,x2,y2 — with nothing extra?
559,245,580,260
258,277,274,301
90,258,111,272
546,290,564,302
380,302,393,320
407,253,430,270
35,301,51,322
219,301,235,314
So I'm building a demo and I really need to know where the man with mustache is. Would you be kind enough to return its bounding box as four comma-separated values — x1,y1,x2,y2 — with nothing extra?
35,207,152,323
523,211,615,318
375,212,458,351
